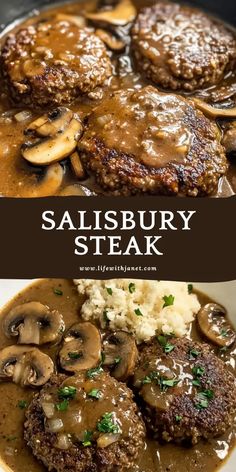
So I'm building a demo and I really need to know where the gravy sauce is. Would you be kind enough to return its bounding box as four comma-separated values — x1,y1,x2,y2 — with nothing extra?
0,279,235,472
0,0,235,197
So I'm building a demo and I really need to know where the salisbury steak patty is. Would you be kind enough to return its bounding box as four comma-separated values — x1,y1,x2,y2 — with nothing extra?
133,337,236,444
24,372,145,472
1,20,112,107
78,86,227,196
132,1,236,92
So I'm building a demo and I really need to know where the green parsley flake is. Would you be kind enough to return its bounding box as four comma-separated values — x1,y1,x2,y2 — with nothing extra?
195,390,214,410
103,310,109,324
58,386,77,400
189,349,200,360
188,284,193,294
88,389,102,400
192,379,201,387
162,295,175,308
53,288,63,296
18,400,28,410
106,287,113,295
56,399,69,412
86,366,103,379
157,335,175,354
175,415,182,423
220,329,228,338
134,308,143,317
68,352,82,360
97,413,120,434
192,366,205,377
129,283,136,294
82,431,93,447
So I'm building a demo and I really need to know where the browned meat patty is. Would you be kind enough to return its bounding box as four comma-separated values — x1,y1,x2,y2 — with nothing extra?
133,337,236,444
24,372,145,472
78,86,228,196
1,19,112,107
131,1,236,92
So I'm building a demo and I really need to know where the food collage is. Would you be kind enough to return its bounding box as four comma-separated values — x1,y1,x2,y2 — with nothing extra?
0,1,235,472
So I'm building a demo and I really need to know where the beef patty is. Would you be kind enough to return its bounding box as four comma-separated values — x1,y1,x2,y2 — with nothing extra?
133,337,236,444
1,19,112,107
78,86,227,196
131,1,236,92
24,372,145,472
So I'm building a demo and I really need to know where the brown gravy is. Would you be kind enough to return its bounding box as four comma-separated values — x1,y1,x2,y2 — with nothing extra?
0,279,235,472
0,0,235,197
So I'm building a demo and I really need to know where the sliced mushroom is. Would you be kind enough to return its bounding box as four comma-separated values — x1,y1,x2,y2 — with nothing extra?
70,151,86,180
22,163,64,198
103,331,138,381
0,345,54,387
86,0,136,26
222,121,236,153
55,13,86,28
3,301,65,345
59,322,102,373
25,107,73,137
193,98,236,118
197,303,236,347
95,29,125,51
22,117,83,166
59,184,96,196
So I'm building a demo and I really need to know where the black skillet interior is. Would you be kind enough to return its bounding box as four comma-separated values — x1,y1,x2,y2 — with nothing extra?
0,0,235,33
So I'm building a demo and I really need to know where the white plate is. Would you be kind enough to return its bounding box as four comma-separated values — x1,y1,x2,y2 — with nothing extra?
0,279,235,472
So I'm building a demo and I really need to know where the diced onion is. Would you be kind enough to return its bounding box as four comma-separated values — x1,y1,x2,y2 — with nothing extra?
41,402,55,419
97,433,120,448
47,418,64,433
56,434,71,450
14,111,32,122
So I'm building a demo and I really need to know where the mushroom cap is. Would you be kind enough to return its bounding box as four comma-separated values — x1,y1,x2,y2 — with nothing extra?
22,163,64,198
0,345,54,387
25,107,74,137
59,322,102,373
3,301,65,346
86,0,137,26
103,331,138,381
197,303,236,347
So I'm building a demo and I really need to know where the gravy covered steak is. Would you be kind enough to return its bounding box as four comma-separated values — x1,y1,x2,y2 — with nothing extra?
133,337,236,444
1,20,112,107
24,372,145,472
132,1,236,92
79,86,227,196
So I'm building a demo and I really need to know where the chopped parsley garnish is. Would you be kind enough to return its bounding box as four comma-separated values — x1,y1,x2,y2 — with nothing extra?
157,335,175,354
88,389,102,400
58,386,77,400
114,357,121,364
56,399,69,412
142,375,152,384
103,310,109,324
220,329,228,338
106,287,113,296
18,400,28,409
192,366,205,377
192,379,201,387
53,288,63,296
129,283,136,294
100,352,106,364
142,371,179,391
86,365,103,379
195,390,214,410
175,415,182,423
82,431,93,447
189,349,200,360
68,351,82,360
188,284,193,294
97,413,120,434
134,308,143,317
162,295,175,308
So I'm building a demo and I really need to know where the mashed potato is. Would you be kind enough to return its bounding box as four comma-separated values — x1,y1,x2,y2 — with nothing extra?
74,280,200,343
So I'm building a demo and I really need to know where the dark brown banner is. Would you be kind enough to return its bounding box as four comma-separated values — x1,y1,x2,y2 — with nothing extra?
0,196,235,281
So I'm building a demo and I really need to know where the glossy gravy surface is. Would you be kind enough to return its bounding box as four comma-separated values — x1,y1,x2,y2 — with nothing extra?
0,279,235,472
0,0,235,197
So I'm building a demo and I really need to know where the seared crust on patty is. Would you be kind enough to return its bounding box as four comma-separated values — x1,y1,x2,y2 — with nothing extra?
78,86,228,196
1,20,112,107
134,338,236,444
131,1,236,91
24,373,145,472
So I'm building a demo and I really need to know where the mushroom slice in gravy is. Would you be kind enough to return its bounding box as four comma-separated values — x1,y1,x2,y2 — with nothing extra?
86,0,137,26
103,331,138,381
21,116,83,166
197,303,236,347
25,107,74,137
0,345,54,387
3,301,65,345
59,322,102,372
